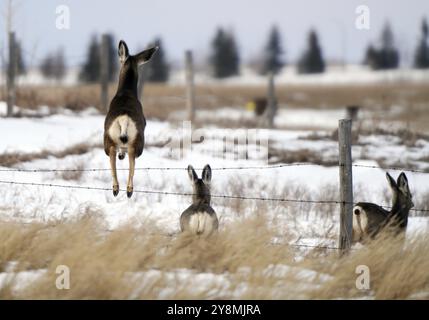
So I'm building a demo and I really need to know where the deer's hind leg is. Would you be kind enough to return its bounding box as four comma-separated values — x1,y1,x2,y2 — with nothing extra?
127,146,136,198
109,146,120,196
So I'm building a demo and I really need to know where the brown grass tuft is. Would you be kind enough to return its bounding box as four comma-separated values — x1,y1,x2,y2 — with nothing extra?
269,147,337,166
0,142,101,167
307,231,429,299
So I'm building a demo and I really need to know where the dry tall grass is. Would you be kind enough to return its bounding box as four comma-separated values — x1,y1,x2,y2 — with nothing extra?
307,231,429,299
0,212,427,299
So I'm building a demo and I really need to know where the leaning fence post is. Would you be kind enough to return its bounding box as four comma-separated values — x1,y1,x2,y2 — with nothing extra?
338,119,353,254
6,31,16,117
100,34,109,113
185,50,195,122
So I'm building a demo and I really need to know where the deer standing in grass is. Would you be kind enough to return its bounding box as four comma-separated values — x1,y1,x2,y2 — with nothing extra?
352,172,414,243
104,40,158,197
181,165,219,236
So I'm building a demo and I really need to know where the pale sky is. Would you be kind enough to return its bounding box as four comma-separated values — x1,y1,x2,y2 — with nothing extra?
1,0,429,67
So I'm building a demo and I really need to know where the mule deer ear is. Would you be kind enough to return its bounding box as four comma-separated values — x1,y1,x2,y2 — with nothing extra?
202,164,212,184
386,172,397,190
118,40,129,64
397,172,409,192
187,165,198,182
135,46,158,66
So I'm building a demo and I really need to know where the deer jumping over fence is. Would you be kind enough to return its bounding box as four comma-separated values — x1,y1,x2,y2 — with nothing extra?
104,40,158,198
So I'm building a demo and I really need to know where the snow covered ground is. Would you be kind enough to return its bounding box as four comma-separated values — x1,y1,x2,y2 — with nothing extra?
0,257,336,299
0,104,428,298
0,105,427,234
170,107,346,130
171,65,429,86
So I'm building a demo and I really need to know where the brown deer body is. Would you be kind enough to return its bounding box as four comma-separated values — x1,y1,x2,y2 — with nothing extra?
180,165,219,236
104,40,157,197
352,172,414,243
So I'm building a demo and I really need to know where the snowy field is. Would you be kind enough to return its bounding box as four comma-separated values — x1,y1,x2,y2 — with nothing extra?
0,102,428,299
0,105,428,229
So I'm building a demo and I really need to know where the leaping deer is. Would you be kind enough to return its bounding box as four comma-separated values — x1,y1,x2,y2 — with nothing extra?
104,40,158,198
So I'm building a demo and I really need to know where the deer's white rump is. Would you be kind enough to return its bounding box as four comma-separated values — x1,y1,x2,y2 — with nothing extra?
107,115,138,147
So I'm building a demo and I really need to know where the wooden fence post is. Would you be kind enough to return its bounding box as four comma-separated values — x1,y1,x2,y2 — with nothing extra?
100,34,109,113
185,50,195,122
266,71,277,128
338,119,354,254
6,31,16,117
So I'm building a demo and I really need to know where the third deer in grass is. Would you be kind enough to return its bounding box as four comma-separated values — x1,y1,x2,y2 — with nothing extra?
352,172,414,243
104,40,158,197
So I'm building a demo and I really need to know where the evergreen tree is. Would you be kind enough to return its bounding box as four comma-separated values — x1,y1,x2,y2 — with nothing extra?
79,34,117,83
225,32,240,76
364,23,400,70
210,27,240,78
105,33,118,82
364,44,378,69
40,48,66,81
378,23,400,69
297,29,325,74
79,35,100,82
414,17,429,69
146,37,169,82
261,25,284,75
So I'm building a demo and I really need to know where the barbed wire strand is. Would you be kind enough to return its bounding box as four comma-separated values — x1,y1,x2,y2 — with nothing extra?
0,179,427,213
0,163,427,174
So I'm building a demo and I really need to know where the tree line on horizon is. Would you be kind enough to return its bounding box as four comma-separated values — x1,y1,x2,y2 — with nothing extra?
11,17,429,83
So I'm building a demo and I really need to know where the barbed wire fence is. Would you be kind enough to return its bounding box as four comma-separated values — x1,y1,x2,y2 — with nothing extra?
0,158,428,215
0,157,428,252
2,39,428,251
0,162,427,174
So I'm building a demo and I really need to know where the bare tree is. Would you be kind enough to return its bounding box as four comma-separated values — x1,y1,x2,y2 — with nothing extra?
2,0,23,35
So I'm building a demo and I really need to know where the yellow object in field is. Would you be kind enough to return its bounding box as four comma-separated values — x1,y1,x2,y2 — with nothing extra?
246,101,256,111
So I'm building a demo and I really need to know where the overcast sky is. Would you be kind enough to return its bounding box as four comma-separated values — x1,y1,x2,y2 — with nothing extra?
2,0,429,67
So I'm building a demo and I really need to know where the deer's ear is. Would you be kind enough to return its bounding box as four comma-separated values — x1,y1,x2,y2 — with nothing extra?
386,172,397,190
397,172,410,193
118,40,129,64
135,46,158,65
202,164,212,184
188,165,198,182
